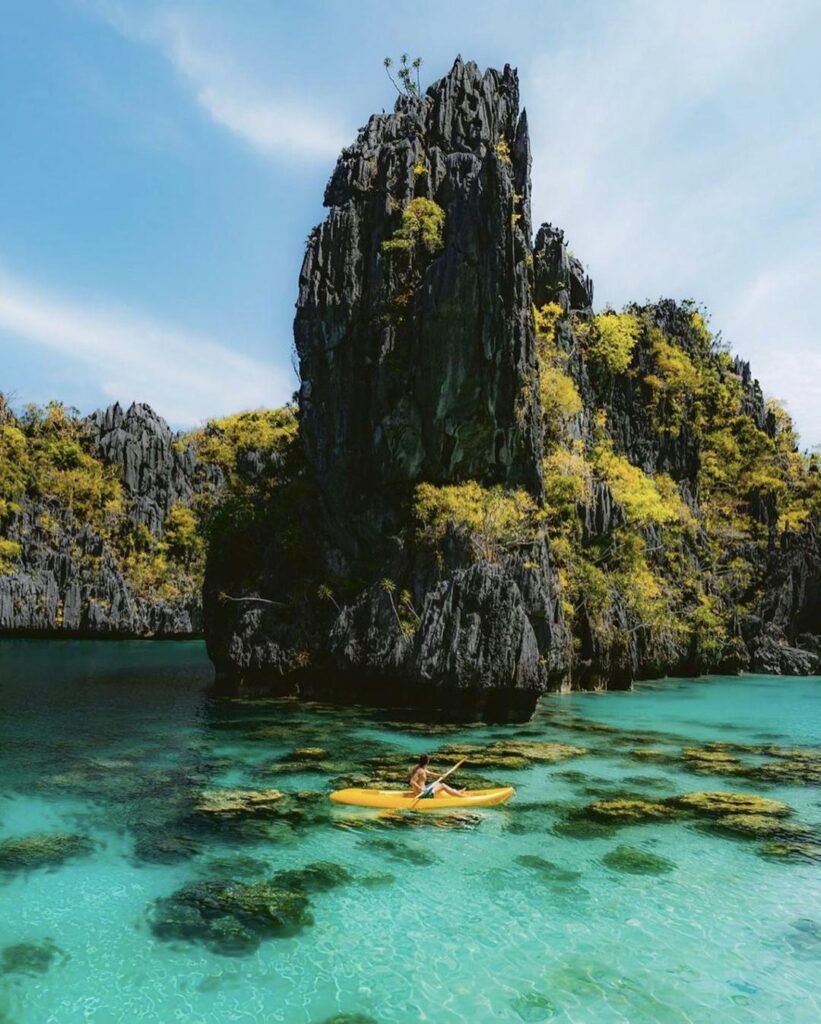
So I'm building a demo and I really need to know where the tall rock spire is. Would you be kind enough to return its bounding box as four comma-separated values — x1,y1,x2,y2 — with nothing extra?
295,59,543,557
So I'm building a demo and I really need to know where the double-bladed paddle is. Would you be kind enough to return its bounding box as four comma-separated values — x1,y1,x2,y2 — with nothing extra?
408,758,466,810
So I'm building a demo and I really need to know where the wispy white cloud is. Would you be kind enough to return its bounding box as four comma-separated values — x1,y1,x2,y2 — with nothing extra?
524,0,821,444
722,253,821,448
0,268,292,427
83,0,347,161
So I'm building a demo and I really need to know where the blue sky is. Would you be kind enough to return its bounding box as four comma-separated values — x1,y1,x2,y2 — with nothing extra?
1,0,819,445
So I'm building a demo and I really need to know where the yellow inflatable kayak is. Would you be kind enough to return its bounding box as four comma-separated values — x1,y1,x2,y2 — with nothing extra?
329,787,515,811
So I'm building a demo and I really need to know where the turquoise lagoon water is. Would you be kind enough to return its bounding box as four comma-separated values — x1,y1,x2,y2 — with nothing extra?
0,640,819,1023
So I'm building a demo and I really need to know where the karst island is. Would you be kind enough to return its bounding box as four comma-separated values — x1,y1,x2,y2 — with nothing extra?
0,11,819,1023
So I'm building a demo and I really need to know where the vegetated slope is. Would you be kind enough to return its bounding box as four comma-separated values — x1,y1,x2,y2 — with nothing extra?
0,396,294,636
204,57,820,719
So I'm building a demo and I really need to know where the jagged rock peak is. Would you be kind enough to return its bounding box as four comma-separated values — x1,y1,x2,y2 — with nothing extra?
297,56,543,549
533,223,594,312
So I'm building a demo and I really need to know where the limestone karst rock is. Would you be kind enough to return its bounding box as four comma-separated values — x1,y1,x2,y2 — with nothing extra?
203,57,820,718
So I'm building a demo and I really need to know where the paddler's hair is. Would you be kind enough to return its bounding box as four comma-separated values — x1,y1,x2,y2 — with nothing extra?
415,753,429,767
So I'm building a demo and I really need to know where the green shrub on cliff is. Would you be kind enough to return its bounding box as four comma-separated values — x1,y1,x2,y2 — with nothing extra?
381,198,445,256
0,537,21,574
644,328,701,422
585,312,641,373
121,506,205,602
183,407,298,480
414,481,543,562
533,302,582,437
7,402,123,532
592,441,691,530
0,395,301,605
0,422,29,522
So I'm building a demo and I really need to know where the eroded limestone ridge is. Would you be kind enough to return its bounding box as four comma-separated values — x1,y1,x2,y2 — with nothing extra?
203,57,820,720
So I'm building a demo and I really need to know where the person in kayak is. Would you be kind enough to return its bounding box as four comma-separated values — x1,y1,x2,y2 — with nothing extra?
409,754,465,800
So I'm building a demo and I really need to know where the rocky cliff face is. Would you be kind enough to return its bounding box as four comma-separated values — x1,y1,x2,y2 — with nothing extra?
0,401,221,636
296,59,542,549
204,57,819,718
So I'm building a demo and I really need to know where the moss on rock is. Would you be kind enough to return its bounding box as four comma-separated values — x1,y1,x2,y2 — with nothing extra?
670,791,791,817
435,740,586,770
602,844,676,875
703,814,815,841
585,798,680,824
0,832,93,873
193,788,285,817
758,842,821,864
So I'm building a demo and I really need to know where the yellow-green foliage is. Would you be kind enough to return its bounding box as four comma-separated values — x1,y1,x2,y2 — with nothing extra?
18,402,122,528
644,327,701,421
381,198,445,256
690,310,712,349
495,138,512,163
543,447,593,519
533,303,582,435
593,444,680,529
0,421,29,521
0,395,297,605
542,434,693,652
534,302,563,345
415,481,543,562
184,407,298,479
162,505,205,564
540,367,583,429
0,537,21,574
412,161,427,177
122,506,205,602
689,593,728,662
588,312,640,373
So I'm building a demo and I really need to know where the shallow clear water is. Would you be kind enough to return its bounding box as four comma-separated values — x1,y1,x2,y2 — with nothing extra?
0,640,819,1024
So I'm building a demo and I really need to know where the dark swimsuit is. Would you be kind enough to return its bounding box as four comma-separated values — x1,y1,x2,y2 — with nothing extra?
412,774,435,799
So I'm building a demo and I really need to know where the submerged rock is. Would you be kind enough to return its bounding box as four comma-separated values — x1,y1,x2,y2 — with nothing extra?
584,798,680,824
270,861,353,893
436,740,586,769
316,1015,379,1024
193,788,285,817
759,842,821,864
358,837,439,866
196,855,271,880
149,879,313,955
357,871,397,888
1,939,64,976
513,854,582,883
602,845,676,875
670,791,791,818
132,831,201,866
0,833,93,873
702,815,815,842
552,819,619,841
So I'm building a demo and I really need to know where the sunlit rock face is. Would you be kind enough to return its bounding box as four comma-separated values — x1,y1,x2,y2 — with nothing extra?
295,56,543,551
203,56,820,719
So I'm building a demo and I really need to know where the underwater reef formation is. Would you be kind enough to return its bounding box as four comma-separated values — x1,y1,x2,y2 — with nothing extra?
204,57,820,718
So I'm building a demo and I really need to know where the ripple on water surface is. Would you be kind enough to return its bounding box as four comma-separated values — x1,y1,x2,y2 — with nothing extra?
0,640,819,1022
